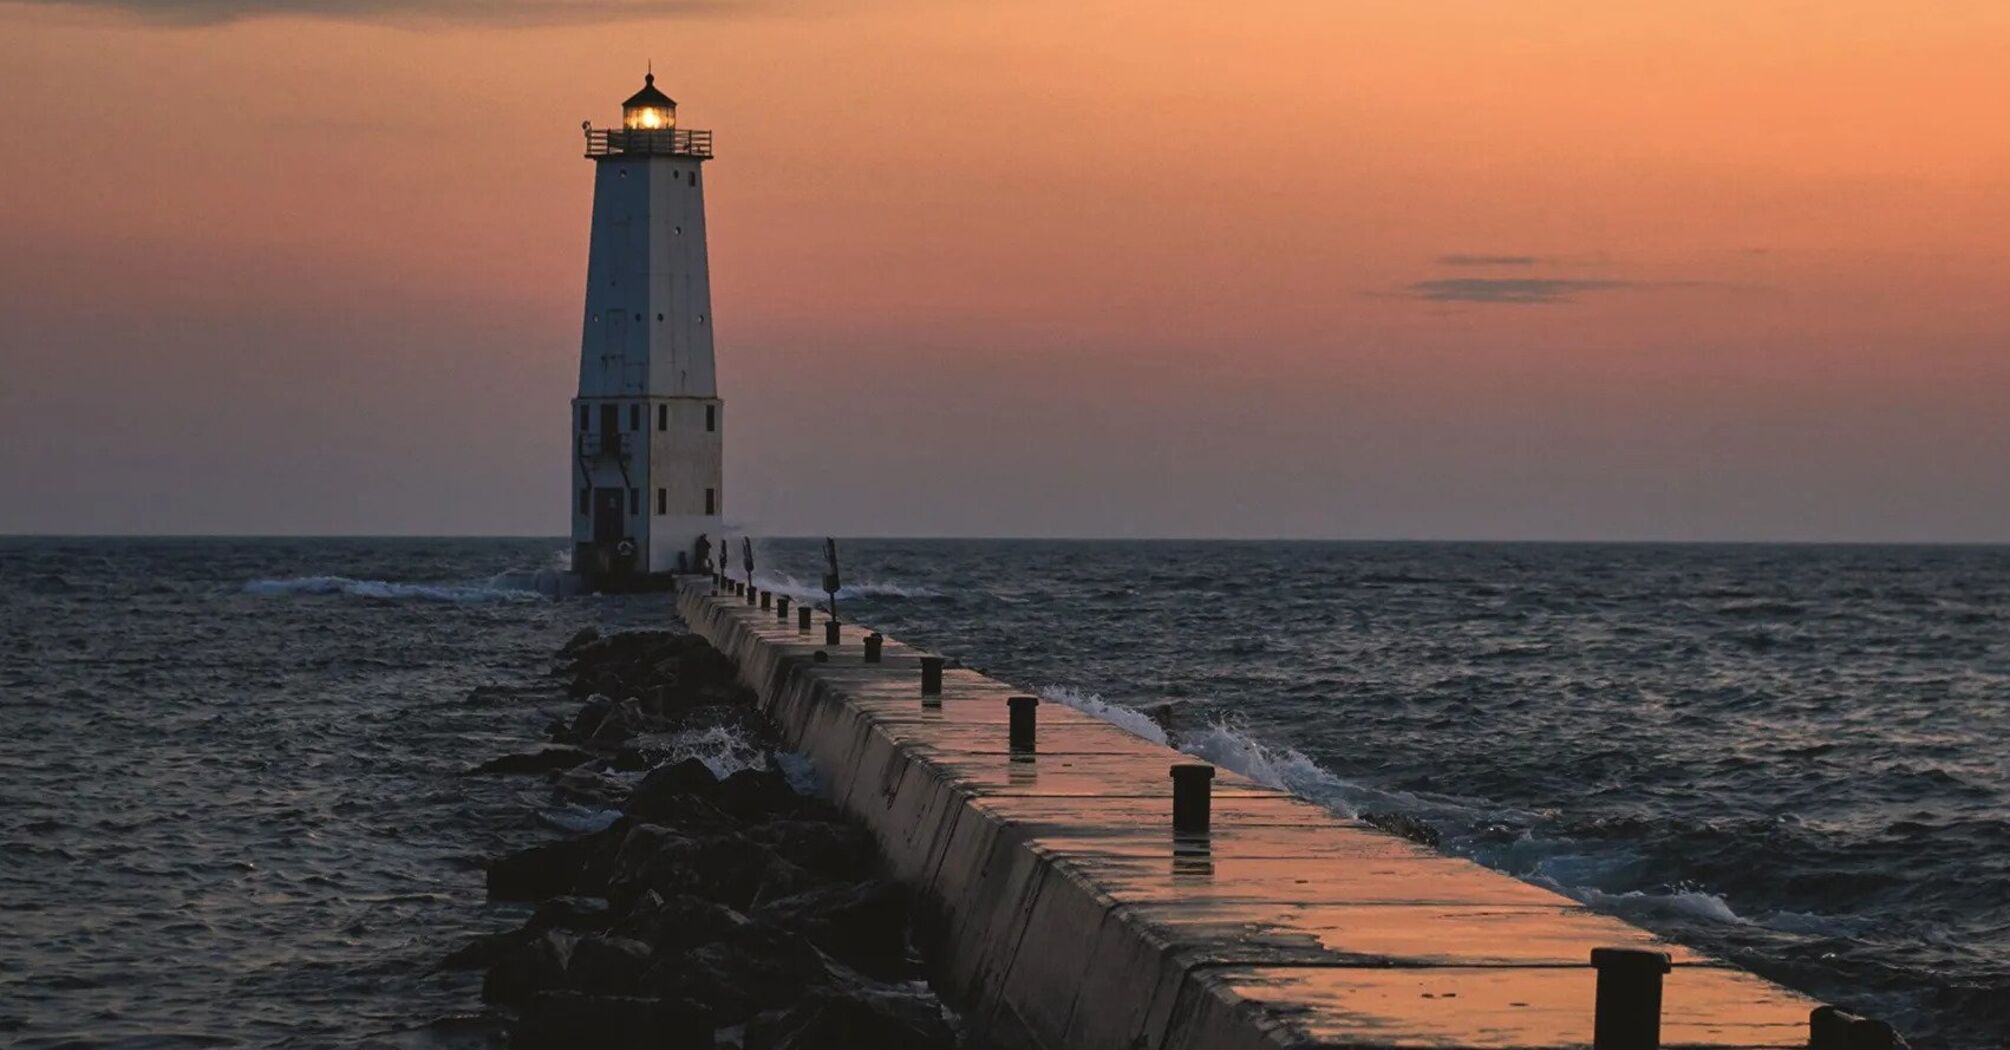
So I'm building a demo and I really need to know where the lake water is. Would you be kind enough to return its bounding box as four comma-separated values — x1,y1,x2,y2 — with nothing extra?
2,537,2004,1046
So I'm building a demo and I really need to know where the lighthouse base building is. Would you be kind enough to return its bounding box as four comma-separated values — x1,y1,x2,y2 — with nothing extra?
569,74,724,592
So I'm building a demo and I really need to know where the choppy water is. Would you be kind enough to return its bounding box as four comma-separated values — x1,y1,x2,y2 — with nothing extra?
3,538,2005,1047
752,539,2010,1048
0,538,682,1048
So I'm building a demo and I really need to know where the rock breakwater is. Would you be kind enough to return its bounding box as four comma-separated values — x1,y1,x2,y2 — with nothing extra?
450,626,961,1050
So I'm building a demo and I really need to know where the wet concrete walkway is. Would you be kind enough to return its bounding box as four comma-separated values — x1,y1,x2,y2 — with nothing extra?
680,581,1824,1049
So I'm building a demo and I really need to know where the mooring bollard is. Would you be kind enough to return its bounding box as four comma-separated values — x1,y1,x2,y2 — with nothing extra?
864,632,883,663
1809,1007,1901,1050
745,583,757,606
798,606,812,632
776,596,790,620
812,650,829,663
1172,763,1215,834
760,590,771,610
825,620,840,645
1591,948,1671,1050
920,656,944,699
1008,695,1039,751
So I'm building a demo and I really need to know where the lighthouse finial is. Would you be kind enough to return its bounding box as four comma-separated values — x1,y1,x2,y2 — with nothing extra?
646,60,653,85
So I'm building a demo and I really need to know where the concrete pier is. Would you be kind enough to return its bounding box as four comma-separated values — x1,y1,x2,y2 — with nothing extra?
677,581,1824,1049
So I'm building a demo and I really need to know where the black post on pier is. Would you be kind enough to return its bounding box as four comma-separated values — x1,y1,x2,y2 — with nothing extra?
1590,948,1671,1050
1008,695,1038,752
1172,763,1214,834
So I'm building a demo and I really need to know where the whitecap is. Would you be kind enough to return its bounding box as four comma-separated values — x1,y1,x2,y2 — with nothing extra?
751,571,941,603
242,576,538,603
1035,684,1169,745
1563,884,1749,925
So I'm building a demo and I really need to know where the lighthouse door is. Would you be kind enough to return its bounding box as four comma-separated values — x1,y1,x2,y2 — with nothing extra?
592,489,625,545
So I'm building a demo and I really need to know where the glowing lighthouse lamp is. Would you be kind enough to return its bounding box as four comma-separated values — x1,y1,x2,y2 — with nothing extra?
622,72,676,130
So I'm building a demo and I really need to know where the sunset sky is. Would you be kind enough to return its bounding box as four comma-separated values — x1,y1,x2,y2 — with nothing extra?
2,0,2006,540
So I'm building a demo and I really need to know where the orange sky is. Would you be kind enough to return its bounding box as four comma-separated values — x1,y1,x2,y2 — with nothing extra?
1,0,2006,539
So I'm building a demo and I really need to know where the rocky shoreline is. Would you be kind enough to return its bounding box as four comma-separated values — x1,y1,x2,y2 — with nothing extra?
446,624,962,1049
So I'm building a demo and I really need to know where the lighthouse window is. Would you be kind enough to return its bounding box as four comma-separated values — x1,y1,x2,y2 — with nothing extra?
687,172,696,187
579,406,589,431
628,488,639,515
656,488,666,516
578,488,589,515
628,404,640,431
705,405,716,432
656,313,664,322
697,314,707,325
657,405,667,431
704,488,716,515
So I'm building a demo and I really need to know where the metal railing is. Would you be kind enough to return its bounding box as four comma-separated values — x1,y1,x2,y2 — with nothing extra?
577,430,635,460
583,126,714,159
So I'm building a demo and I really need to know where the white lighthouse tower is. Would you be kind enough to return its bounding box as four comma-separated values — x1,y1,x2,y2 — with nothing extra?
570,72,724,590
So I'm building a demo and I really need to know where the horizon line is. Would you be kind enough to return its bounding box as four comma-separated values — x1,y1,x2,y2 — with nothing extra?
5,532,2009,548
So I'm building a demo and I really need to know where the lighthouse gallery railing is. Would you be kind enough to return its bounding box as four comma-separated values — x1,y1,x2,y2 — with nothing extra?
584,127,714,159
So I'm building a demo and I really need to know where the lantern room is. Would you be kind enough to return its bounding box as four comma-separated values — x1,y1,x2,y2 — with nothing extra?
621,72,677,130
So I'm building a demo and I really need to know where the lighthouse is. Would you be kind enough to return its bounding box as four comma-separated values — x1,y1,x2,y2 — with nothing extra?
570,72,723,590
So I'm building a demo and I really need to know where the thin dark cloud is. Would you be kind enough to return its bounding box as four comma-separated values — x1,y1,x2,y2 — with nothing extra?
1406,278,1633,305
11,0,745,26
1435,254,1547,267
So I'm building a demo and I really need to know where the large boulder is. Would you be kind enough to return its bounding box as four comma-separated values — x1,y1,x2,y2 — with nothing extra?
481,928,576,1006
714,768,802,822
637,922,828,1022
526,895,612,933
563,933,655,995
466,748,594,776
754,880,912,978
489,823,629,901
649,836,817,911
742,820,880,882
589,697,654,747
602,823,693,910
615,890,749,951
565,696,613,742
744,978,954,1050
511,990,711,1050
488,839,593,902
609,829,813,912
626,758,718,822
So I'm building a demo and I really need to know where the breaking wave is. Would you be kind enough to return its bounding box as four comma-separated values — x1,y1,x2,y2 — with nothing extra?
1035,685,1168,744
1028,681,1812,938
242,575,541,603
656,723,768,779
750,571,941,603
